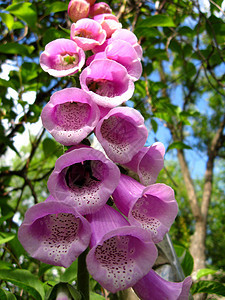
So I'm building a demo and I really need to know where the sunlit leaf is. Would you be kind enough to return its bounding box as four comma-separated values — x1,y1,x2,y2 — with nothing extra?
174,244,194,276
191,280,225,296
90,292,105,300
0,269,45,300
0,232,15,245
6,2,37,29
0,12,14,31
0,212,14,225
167,142,192,152
196,268,217,280
45,2,68,15
137,14,175,28
0,43,34,56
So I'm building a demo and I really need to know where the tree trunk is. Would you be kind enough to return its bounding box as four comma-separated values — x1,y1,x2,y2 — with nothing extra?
177,149,206,272
190,220,206,271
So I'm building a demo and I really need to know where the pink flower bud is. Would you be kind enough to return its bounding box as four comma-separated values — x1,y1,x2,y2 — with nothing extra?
68,0,90,22
86,0,96,5
89,2,112,17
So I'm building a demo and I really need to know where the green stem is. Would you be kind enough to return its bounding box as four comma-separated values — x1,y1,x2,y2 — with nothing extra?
77,248,89,300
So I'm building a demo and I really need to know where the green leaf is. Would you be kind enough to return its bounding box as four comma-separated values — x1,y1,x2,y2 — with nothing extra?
60,260,77,283
90,292,105,300
136,14,175,28
46,282,81,300
6,2,37,29
38,263,53,278
67,284,82,300
0,260,13,270
0,269,45,300
21,62,38,82
9,234,25,258
174,244,194,276
12,21,24,30
0,288,7,300
178,26,194,37
0,78,13,89
0,212,14,226
0,43,34,56
134,81,146,98
151,119,158,133
145,48,169,61
5,291,17,300
135,27,161,38
43,28,69,46
0,135,21,157
0,232,15,244
191,280,225,296
45,2,68,15
184,62,196,78
0,12,14,31
42,138,62,158
167,141,192,152
196,268,217,280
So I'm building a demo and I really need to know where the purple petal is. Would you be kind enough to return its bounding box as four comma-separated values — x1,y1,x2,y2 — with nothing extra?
113,174,178,243
40,39,85,77
80,59,134,108
86,52,106,66
92,38,112,54
47,145,120,215
70,18,106,51
124,142,165,185
111,29,143,59
133,269,192,300
112,174,143,216
105,40,142,81
94,14,122,38
95,107,148,163
86,205,158,293
41,88,100,146
129,183,178,243
18,200,91,267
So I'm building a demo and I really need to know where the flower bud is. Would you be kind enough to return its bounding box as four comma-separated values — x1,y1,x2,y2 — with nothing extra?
68,0,90,22
45,282,81,300
89,2,112,17
86,0,96,5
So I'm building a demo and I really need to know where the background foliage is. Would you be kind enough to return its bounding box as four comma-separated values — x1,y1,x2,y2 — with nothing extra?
0,0,225,298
